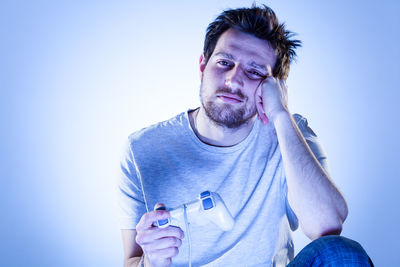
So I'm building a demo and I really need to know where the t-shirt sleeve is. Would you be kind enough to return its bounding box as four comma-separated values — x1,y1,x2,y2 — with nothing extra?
117,137,147,229
283,114,331,231
292,114,330,174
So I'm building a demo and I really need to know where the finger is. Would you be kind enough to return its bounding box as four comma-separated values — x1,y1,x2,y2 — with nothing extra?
278,79,288,104
137,226,184,245
141,236,182,252
255,86,269,125
153,203,170,227
256,98,269,125
154,203,166,210
147,257,172,267
148,247,180,260
136,209,170,231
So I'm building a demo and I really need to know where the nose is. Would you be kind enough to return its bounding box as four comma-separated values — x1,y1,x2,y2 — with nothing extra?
225,66,244,90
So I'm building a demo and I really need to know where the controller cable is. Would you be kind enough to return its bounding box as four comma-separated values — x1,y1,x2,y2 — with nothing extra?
132,149,193,267
183,204,192,267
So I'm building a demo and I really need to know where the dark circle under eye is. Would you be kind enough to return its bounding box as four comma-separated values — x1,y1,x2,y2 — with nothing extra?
250,70,262,77
247,70,267,80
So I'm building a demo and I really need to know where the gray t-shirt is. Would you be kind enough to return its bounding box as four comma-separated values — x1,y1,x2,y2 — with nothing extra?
118,110,328,267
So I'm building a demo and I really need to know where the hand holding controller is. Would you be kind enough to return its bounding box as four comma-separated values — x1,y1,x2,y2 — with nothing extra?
155,191,235,231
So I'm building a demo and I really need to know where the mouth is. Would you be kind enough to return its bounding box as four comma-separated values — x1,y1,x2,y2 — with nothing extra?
216,93,243,104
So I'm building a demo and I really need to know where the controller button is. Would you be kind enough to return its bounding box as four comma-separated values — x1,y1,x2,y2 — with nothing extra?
157,219,169,226
200,191,211,198
202,197,214,210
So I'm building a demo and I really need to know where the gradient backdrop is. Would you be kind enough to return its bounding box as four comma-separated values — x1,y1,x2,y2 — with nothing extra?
1,0,399,266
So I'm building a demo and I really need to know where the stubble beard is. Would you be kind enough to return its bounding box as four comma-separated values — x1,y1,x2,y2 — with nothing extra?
200,84,257,129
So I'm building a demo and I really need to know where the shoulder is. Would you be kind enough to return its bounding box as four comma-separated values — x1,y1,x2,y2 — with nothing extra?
292,113,317,137
128,111,187,143
292,113,329,172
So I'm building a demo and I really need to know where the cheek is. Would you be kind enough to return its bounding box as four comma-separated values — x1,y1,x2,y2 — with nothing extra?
244,80,261,97
202,73,222,93
204,65,227,84
206,72,223,86
200,80,214,100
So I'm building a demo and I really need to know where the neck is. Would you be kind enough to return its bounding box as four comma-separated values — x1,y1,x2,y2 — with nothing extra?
189,107,256,147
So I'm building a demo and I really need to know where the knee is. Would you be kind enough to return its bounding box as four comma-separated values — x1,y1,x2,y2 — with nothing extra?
311,235,372,266
313,235,363,251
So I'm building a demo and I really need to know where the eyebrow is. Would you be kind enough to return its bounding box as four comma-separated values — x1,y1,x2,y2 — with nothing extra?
214,52,234,60
214,52,268,73
249,62,267,73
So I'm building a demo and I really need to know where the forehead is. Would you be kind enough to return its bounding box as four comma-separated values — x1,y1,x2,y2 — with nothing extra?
212,28,277,70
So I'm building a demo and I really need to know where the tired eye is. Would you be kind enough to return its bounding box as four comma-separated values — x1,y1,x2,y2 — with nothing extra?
247,70,267,80
217,60,232,67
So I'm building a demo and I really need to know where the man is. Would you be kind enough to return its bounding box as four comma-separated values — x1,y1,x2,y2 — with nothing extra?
118,5,373,267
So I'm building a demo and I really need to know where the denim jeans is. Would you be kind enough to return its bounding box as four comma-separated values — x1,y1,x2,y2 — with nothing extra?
287,235,374,266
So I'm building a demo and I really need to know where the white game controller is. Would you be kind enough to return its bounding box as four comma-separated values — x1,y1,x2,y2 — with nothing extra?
155,191,234,231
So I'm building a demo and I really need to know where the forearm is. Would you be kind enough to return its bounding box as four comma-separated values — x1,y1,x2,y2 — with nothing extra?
273,111,348,239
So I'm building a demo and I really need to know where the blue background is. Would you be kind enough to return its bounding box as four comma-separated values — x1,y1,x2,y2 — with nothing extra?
1,0,399,266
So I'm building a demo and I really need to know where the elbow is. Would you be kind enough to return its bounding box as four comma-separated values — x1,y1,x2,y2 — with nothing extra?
318,221,343,239
304,212,346,240
315,196,349,239
340,200,349,223
306,222,343,240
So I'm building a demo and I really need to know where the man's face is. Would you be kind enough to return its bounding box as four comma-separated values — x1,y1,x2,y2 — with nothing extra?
200,28,277,129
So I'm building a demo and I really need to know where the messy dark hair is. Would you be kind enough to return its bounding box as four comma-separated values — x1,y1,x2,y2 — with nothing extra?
203,4,301,80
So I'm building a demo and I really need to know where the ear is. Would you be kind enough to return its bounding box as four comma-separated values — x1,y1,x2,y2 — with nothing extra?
199,54,206,77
